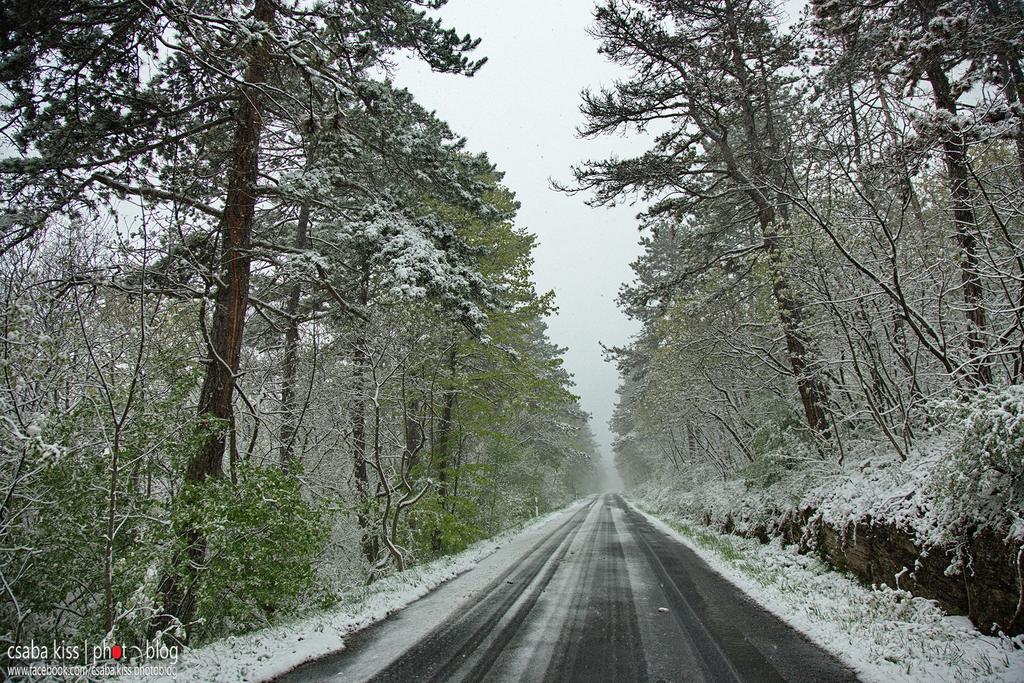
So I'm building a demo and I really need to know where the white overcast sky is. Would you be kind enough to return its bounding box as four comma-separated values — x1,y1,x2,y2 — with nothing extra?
394,0,652,479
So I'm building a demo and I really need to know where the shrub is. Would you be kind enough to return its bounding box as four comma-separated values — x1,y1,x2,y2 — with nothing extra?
169,464,326,643
407,491,484,559
927,386,1024,550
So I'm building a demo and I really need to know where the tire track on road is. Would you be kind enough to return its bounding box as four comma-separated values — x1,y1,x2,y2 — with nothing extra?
619,495,857,682
543,497,646,682
371,498,596,682
621,496,748,682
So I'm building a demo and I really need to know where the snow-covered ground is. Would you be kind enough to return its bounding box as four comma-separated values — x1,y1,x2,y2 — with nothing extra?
628,498,1024,683
121,500,589,682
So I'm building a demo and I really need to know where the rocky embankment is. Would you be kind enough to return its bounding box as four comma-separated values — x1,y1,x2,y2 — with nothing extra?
703,506,1024,636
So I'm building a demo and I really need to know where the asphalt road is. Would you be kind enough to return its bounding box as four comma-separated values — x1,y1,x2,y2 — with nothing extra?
282,494,858,682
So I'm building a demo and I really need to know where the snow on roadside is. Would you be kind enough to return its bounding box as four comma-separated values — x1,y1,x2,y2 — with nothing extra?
627,498,1024,683
122,501,585,683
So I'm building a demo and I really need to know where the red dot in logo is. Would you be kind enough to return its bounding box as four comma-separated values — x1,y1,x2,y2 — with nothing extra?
112,645,123,660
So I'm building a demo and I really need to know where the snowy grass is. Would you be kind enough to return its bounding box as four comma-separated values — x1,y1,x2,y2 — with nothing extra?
628,498,1024,682
119,504,579,683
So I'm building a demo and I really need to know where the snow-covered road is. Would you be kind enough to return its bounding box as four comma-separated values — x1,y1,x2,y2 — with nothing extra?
281,493,856,682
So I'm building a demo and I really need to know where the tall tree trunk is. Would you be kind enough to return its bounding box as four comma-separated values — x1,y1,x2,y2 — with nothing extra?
873,73,929,233
279,200,311,470
761,209,831,434
430,343,458,553
403,397,423,475
997,51,1024,183
350,256,377,567
983,0,1024,182
721,0,831,435
154,0,275,639
925,63,992,386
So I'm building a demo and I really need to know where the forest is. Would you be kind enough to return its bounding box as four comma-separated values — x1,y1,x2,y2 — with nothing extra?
4,0,1024,677
0,0,602,655
585,0,1024,636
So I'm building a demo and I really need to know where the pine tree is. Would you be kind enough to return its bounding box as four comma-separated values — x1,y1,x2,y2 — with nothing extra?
572,0,832,436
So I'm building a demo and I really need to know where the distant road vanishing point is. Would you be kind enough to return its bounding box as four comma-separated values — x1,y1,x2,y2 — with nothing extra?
282,494,857,683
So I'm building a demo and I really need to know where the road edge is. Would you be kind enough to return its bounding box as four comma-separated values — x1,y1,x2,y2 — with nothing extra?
623,495,1024,683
